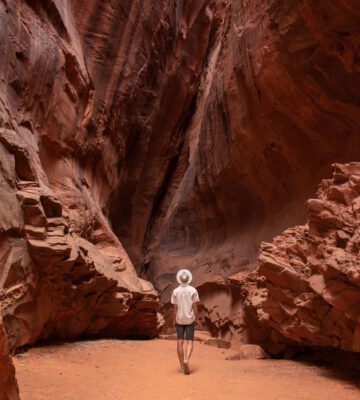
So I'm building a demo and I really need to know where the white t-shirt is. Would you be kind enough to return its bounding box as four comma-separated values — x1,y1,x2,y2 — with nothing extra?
171,285,200,325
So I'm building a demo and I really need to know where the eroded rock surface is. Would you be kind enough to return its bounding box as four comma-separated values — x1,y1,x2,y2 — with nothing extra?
1,0,360,352
0,126,159,351
134,0,360,336
246,163,360,354
0,315,19,400
141,0,360,302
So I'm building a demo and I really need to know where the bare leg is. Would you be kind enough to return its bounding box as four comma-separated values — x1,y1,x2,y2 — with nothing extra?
177,340,184,369
185,340,193,361
183,340,193,374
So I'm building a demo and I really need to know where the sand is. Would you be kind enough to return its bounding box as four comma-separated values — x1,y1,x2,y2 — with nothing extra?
13,339,360,400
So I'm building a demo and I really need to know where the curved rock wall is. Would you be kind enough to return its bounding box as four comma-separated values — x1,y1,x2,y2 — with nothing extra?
1,0,360,350
154,0,360,339
0,0,161,350
137,0,360,303
0,126,159,351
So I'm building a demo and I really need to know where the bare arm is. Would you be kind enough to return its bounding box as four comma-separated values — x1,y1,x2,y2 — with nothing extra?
193,302,199,324
172,304,177,328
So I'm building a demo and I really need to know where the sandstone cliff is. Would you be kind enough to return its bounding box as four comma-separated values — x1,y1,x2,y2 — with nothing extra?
0,0,161,350
153,0,360,342
244,163,360,355
141,0,360,304
1,0,360,356
0,125,159,351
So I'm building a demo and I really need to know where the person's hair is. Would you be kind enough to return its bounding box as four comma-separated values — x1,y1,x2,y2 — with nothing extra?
180,272,189,283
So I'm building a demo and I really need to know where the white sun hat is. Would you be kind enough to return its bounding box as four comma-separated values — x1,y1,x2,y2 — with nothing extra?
176,269,193,285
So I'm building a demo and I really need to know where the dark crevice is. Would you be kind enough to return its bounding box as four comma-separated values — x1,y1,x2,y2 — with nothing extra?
139,14,223,279
24,0,70,42
141,140,185,268
140,92,199,278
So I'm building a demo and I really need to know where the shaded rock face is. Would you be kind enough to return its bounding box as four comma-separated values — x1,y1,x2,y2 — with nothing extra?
0,0,164,349
135,0,360,300
0,125,159,351
246,163,360,354
150,0,360,340
0,315,19,400
1,0,360,350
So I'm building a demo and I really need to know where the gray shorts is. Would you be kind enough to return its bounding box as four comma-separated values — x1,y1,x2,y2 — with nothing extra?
176,321,195,340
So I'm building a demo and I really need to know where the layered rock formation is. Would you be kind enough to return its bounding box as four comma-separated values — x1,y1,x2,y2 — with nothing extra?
0,315,19,400
1,0,360,356
245,163,360,354
0,124,159,351
154,0,360,341
0,0,164,350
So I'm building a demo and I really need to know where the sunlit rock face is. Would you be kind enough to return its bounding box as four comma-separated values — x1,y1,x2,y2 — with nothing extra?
0,314,19,400
0,0,360,349
243,163,360,355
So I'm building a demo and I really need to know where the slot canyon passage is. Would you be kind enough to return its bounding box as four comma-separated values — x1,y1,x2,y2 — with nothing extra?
1,0,360,398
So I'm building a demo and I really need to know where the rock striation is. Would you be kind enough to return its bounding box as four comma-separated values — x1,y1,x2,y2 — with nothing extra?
1,0,168,351
0,315,19,400
1,0,360,355
246,163,360,354
0,126,159,351
141,0,360,304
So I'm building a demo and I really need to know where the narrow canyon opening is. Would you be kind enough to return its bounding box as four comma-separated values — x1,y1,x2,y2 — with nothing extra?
1,0,360,399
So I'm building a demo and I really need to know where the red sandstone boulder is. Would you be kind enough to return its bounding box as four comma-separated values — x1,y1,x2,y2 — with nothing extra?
225,345,270,360
206,338,231,349
246,163,360,353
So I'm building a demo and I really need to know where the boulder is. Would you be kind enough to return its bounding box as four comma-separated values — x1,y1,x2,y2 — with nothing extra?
245,163,360,354
225,345,270,360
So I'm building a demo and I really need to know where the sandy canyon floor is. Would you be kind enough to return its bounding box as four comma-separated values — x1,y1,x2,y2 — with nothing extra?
13,338,360,400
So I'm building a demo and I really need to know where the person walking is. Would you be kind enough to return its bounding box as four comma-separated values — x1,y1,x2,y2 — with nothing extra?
171,269,200,375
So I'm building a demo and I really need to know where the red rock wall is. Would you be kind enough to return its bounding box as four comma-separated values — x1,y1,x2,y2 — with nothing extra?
125,0,360,304
0,0,161,350
1,0,360,350
0,125,160,351
245,163,360,354
0,315,19,400
155,0,360,339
